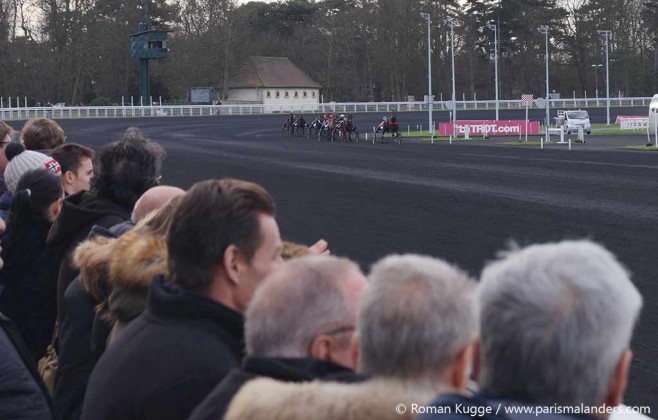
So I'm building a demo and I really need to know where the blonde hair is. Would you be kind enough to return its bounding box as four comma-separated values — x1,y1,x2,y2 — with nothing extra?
281,241,310,260
21,118,65,150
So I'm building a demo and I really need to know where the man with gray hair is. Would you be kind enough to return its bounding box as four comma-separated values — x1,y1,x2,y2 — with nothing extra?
188,255,367,420
224,254,477,420
420,240,643,420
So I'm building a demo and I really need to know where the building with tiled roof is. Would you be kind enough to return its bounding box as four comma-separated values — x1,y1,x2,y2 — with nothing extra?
226,56,321,105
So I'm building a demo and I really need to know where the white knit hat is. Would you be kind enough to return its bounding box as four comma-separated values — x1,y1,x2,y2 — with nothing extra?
4,144,61,194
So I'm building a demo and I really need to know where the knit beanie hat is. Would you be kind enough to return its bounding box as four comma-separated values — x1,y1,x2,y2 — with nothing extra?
4,143,61,194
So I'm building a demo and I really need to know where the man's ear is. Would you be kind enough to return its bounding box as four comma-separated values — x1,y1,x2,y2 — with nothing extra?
309,336,332,361
472,337,481,381
63,170,74,186
603,349,632,408
350,333,360,371
222,244,243,286
446,343,474,392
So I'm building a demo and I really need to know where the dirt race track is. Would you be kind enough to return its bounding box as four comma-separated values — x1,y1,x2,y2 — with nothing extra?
46,109,657,411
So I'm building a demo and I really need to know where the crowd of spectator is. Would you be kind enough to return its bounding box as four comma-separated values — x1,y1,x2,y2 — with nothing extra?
0,117,646,420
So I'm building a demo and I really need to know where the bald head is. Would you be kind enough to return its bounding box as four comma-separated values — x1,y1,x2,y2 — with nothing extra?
132,185,185,223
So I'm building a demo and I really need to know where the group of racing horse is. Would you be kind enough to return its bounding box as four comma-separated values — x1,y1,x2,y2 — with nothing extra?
282,112,401,143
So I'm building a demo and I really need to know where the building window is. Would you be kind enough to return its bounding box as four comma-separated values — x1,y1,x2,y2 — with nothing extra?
312,91,316,98
266,91,271,98
276,91,280,98
294,91,299,98
285,91,289,98
303,91,308,98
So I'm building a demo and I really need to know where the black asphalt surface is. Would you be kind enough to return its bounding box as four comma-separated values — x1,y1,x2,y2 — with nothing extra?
39,107,656,411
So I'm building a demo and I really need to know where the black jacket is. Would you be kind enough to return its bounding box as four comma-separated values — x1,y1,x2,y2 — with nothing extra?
46,191,130,318
0,312,56,419
52,277,100,420
0,218,58,360
81,276,245,420
189,356,362,420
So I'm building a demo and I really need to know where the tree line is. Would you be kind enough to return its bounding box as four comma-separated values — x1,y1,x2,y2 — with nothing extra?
1,0,657,105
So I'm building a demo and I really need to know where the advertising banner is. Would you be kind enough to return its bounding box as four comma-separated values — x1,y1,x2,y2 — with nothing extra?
615,116,648,129
439,120,541,136
615,115,647,125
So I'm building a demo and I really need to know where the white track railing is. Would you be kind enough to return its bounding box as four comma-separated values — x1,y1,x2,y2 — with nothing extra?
0,97,652,120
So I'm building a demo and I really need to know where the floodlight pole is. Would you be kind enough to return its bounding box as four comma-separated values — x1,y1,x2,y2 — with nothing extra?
420,13,433,141
488,23,499,120
445,19,457,135
598,30,611,126
538,26,550,127
591,64,602,99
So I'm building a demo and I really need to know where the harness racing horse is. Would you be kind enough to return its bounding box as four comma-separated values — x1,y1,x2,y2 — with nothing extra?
321,113,339,141
292,115,307,137
282,113,296,136
339,114,358,142
309,117,324,139
375,114,401,143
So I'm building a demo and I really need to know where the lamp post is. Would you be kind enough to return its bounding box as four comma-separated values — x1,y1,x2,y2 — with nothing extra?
597,30,611,125
445,19,457,136
591,64,602,99
420,13,433,140
537,26,550,127
487,23,499,121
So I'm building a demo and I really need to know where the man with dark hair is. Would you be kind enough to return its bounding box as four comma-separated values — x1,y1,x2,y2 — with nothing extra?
46,127,164,419
82,178,284,420
21,118,66,152
51,143,95,196
48,127,165,310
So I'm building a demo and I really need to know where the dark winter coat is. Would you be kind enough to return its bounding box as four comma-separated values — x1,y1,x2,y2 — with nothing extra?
53,227,116,420
0,312,56,419
189,356,362,420
46,191,130,318
81,276,245,420
53,276,107,420
0,218,58,360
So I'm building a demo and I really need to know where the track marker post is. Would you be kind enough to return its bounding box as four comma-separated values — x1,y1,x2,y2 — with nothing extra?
525,105,529,142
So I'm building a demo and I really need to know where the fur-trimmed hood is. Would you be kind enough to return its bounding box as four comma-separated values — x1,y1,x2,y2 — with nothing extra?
107,231,168,324
108,231,167,291
72,235,115,302
225,377,442,420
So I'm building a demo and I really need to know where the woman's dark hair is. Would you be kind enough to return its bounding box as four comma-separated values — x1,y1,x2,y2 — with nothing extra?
8,168,63,228
5,142,25,160
92,127,165,211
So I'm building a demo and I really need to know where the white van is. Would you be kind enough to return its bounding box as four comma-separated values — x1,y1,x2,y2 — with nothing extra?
563,110,591,134
648,94,658,133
